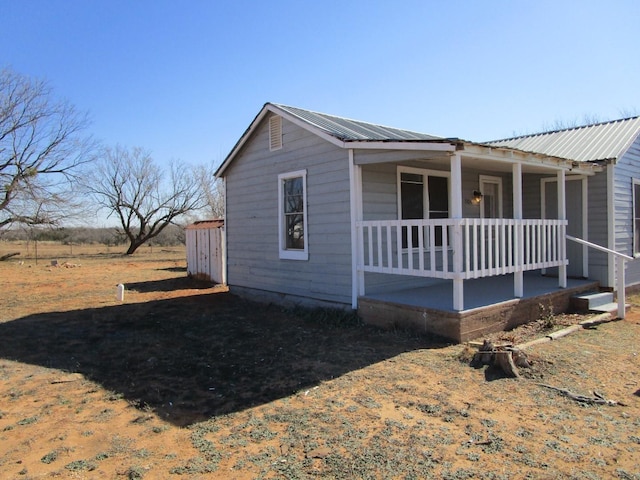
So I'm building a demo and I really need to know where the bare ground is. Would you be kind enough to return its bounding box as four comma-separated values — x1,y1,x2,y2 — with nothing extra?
0,242,639,479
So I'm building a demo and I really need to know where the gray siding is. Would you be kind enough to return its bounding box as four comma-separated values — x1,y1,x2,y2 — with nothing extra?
224,115,353,306
614,135,640,286
587,171,610,286
522,174,544,219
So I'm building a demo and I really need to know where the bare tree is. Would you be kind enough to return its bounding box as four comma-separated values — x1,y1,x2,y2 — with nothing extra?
0,67,95,231
86,146,206,254
195,163,224,219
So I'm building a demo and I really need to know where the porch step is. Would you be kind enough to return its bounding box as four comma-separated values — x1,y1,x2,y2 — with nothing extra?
589,302,622,314
571,291,614,313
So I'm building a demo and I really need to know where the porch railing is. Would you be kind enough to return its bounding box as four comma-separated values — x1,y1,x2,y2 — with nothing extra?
566,235,633,319
357,218,568,280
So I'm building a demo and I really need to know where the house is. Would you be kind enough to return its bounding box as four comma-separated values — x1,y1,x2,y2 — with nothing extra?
215,103,640,342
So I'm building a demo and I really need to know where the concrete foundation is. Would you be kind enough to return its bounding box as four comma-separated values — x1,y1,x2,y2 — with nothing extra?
358,280,599,343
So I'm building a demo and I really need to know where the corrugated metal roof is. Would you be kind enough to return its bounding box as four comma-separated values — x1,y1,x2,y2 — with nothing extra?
273,103,445,142
487,116,640,162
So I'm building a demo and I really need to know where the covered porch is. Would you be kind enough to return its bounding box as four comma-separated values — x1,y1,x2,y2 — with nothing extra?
348,140,601,340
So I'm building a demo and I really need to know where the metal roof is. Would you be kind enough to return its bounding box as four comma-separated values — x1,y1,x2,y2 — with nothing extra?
487,116,640,163
273,103,446,142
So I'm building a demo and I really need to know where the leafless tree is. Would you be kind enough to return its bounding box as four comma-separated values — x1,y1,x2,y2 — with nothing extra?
0,67,96,231
85,146,206,254
195,163,224,219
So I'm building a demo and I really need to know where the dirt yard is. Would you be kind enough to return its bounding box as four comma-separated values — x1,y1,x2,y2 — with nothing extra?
0,241,639,479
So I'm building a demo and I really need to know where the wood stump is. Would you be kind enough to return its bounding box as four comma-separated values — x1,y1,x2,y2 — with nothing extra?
469,340,531,378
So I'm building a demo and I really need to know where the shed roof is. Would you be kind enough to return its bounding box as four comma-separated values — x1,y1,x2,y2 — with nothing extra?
487,116,640,163
185,219,224,230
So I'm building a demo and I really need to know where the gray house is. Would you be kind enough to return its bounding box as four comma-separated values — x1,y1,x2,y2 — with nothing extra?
215,103,640,341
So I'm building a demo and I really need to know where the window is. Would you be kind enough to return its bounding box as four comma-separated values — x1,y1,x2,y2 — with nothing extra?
634,180,640,256
269,115,282,151
278,170,308,260
397,166,449,247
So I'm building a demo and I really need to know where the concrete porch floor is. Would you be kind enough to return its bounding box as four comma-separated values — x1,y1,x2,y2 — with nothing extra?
358,272,599,342
361,272,596,312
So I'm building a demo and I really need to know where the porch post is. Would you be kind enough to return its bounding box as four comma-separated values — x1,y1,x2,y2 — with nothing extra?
349,149,364,308
557,169,567,288
512,162,523,297
451,152,464,311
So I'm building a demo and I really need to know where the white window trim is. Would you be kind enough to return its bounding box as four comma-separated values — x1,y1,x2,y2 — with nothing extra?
396,165,451,220
479,175,503,219
278,169,308,260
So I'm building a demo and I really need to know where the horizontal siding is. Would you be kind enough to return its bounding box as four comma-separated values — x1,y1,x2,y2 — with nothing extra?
614,136,640,285
586,171,609,283
224,114,353,305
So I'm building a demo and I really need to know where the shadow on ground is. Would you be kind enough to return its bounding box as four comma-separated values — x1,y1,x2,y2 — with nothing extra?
0,290,448,426
126,277,212,292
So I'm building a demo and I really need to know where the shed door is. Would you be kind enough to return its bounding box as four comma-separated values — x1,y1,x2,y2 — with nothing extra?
543,178,585,278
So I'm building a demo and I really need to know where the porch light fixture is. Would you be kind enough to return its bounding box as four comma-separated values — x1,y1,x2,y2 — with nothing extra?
470,190,483,205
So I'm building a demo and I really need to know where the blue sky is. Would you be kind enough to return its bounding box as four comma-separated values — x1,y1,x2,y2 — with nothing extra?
2,0,639,170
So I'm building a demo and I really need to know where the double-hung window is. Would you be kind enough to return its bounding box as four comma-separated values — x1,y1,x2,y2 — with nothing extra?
397,166,450,248
278,170,308,260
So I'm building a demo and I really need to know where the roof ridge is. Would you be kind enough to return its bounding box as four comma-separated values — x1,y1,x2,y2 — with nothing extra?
489,115,640,144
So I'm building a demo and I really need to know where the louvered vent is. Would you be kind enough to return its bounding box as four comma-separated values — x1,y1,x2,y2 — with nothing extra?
269,115,282,151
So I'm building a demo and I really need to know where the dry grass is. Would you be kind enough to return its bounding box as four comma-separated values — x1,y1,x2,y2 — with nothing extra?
0,240,639,479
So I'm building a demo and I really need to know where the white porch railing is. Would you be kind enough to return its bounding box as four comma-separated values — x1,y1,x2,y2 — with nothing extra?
357,218,568,281
566,235,633,319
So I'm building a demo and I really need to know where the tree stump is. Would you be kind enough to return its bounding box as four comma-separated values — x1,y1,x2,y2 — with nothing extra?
469,340,530,378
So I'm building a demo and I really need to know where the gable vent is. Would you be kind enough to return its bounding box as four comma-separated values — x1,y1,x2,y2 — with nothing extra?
269,115,283,151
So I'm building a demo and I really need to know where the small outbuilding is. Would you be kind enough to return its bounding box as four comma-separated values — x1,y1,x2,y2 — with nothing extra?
185,219,226,284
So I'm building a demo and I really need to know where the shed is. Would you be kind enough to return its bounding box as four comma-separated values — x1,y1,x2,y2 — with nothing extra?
185,219,226,284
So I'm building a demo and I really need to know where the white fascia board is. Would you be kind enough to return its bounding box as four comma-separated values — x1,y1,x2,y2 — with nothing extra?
461,144,601,175
342,141,456,151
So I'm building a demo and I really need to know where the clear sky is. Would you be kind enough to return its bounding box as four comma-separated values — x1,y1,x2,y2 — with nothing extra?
2,0,639,170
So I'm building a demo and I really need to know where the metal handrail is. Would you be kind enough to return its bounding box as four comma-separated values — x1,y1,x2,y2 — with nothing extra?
566,235,633,318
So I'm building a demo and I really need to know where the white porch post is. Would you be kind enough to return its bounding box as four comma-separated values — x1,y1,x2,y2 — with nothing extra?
558,169,567,288
451,152,464,311
581,176,589,278
512,162,523,297
349,149,364,308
